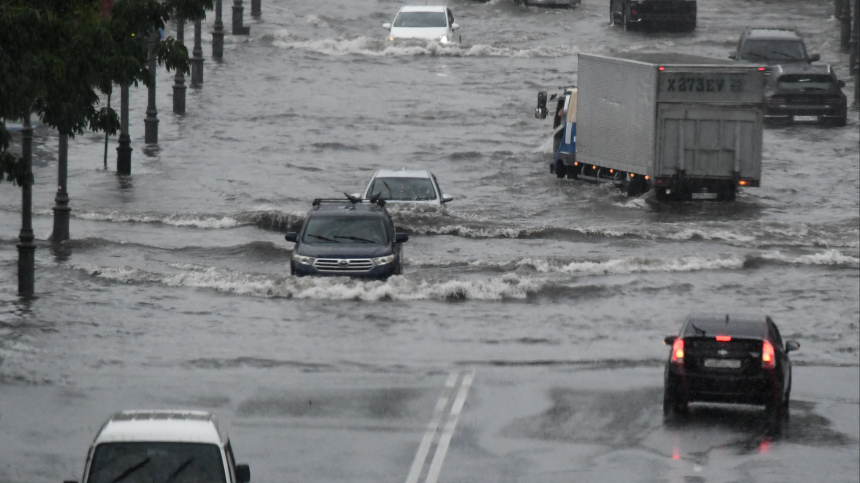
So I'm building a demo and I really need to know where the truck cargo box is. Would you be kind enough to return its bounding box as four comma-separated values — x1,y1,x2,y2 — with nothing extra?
575,52,765,200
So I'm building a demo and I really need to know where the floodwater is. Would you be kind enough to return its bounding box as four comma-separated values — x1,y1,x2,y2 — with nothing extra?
0,0,858,481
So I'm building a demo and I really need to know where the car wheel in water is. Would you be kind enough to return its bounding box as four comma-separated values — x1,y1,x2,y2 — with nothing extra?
663,384,688,418
609,3,615,25
765,390,786,427
654,186,669,202
622,4,631,31
556,160,567,179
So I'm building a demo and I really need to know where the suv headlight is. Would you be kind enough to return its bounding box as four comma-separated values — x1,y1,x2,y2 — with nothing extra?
388,35,396,41
373,255,396,266
292,254,315,265
438,35,449,44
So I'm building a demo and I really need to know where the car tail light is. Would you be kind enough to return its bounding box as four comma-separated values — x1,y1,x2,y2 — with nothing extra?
671,338,684,364
716,335,731,342
762,340,775,369
631,8,638,15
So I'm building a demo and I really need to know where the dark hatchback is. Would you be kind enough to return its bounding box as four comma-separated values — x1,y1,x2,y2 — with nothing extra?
286,198,408,279
663,313,800,420
764,63,848,126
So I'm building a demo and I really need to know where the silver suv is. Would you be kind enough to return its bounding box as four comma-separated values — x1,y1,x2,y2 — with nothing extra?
729,27,820,64
66,410,250,483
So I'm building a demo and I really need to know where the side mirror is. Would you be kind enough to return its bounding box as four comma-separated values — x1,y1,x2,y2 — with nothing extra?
395,233,409,243
382,23,391,29
285,232,298,243
728,52,737,60
235,464,250,483
664,336,677,345
785,340,800,353
535,91,548,119
838,80,846,88
808,53,820,62
451,22,460,30
441,195,454,203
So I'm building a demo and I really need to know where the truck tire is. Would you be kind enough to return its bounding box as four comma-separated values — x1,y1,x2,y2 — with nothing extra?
654,186,669,202
555,160,566,178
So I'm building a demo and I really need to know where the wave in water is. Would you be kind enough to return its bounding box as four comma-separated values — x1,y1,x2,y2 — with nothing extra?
271,33,579,58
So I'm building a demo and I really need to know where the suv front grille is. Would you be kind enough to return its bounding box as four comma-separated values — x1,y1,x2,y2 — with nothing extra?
314,258,374,272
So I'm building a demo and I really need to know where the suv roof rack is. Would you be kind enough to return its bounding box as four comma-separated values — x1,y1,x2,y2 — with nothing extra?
312,193,386,208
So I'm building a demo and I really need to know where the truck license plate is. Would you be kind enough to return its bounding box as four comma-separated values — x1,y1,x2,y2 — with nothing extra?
692,192,718,200
704,359,741,369
792,115,818,122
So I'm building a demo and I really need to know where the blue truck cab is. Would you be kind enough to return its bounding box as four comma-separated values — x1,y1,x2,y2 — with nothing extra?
536,87,578,178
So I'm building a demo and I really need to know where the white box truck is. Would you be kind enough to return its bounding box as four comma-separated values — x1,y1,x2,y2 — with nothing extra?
539,52,766,201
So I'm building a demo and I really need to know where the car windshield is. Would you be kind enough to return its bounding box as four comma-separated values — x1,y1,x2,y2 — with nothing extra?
369,177,438,201
740,39,805,62
303,217,388,244
777,74,835,91
393,12,447,28
86,442,225,483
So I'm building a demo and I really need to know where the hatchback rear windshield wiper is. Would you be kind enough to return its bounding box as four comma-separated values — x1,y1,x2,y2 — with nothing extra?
690,323,707,336
306,234,339,243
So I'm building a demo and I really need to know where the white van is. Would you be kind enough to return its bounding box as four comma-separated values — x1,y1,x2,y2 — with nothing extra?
65,410,250,483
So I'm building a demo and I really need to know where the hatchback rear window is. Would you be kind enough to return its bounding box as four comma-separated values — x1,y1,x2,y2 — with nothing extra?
777,74,834,91
684,318,766,339
394,12,448,28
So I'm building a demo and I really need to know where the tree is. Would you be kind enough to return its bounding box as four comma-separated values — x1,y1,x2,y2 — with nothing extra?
0,0,213,186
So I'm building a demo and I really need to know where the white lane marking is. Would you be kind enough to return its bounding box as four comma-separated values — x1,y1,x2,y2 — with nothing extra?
405,372,459,483
424,370,475,483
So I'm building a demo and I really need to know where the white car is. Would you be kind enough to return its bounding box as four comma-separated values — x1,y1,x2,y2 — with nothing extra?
360,169,453,205
70,410,251,483
383,6,460,43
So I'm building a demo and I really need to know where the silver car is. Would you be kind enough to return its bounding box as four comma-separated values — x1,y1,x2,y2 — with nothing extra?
383,6,461,43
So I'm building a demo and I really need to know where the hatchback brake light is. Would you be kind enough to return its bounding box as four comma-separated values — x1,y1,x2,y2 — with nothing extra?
762,340,775,369
671,338,684,364
716,335,731,342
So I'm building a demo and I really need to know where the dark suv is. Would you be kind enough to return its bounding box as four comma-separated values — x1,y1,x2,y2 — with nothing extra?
285,196,409,279
663,313,800,422
729,27,820,64
764,63,848,126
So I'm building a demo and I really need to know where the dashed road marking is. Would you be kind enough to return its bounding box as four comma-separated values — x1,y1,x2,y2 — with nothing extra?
406,370,475,483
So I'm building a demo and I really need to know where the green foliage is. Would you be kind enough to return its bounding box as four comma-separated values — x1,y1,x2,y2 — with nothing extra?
0,0,213,186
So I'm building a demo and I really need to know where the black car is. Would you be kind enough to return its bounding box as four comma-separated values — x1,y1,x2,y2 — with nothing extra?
285,196,409,279
663,313,800,421
728,27,820,65
609,0,697,32
764,63,848,126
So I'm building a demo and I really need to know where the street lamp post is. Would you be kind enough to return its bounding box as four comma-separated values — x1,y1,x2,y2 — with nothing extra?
192,18,204,87
841,0,852,52
852,0,859,108
213,0,224,59
145,29,159,144
251,0,261,17
173,18,187,114
18,112,35,295
232,0,250,35
51,133,70,242
116,84,132,174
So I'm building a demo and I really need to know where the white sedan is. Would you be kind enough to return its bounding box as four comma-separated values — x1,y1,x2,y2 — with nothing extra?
360,169,453,205
383,6,461,43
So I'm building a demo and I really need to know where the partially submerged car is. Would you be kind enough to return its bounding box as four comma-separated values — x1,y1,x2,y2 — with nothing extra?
515,0,581,8
764,63,848,126
663,313,799,422
729,27,820,64
360,169,453,206
286,196,409,279
69,410,250,483
383,6,460,43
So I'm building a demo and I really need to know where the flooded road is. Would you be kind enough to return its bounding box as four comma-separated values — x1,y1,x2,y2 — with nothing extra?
0,0,858,481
